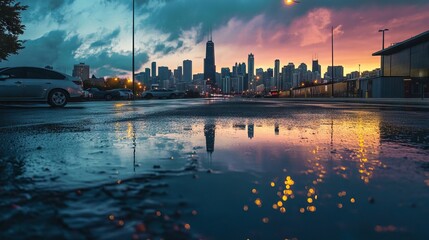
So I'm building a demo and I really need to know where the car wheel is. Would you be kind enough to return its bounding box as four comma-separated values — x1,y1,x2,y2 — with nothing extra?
105,94,113,101
48,89,68,107
145,94,153,99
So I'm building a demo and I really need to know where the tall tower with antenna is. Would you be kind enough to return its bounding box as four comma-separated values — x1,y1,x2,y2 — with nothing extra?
204,27,216,90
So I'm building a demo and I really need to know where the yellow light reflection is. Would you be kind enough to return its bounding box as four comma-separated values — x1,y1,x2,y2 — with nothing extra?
254,198,262,207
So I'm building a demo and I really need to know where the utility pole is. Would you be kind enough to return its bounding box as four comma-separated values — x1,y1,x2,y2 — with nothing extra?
331,26,334,98
132,0,135,100
379,29,389,77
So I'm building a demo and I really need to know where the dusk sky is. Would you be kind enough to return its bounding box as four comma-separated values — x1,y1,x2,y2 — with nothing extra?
2,0,429,78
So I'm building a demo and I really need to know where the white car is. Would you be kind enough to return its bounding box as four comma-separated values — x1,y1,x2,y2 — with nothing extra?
0,67,83,107
142,89,184,99
116,88,134,100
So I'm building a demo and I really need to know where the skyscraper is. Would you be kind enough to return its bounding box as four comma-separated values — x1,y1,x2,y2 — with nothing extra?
298,63,308,82
248,53,255,91
72,63,90,80
283,63,295,89
183,60,192,82
327,66,344,81
158,66,170,81
151,62,157,79
312,59,321,74
274,59,280,90
145,68,150,80
173,67,182,81
204,38,216,87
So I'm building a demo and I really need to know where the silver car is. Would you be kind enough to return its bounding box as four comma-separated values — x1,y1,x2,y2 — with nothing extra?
142,89,184,99
0,67,83,107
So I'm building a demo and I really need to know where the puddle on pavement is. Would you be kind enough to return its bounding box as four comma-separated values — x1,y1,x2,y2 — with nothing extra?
1,108,429,239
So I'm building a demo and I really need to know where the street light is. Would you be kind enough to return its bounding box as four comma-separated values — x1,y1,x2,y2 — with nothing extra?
132,0,135,100
378,28,389,50
379,28,389,77
284,0,300,5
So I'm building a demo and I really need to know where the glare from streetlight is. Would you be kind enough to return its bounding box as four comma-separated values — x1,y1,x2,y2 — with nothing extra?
284,0,300,5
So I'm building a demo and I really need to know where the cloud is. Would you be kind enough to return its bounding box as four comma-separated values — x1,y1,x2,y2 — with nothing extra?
288,8,332,47
2,30,80,70
3,0,429,76
90,28,121,48
1,30,149,77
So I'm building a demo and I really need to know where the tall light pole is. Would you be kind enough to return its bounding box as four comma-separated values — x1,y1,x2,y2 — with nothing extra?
378,28,389,50
331,26,334,98
379,28,389,77
132,0,135,100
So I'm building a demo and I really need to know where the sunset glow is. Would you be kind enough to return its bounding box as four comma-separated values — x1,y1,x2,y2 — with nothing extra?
2,0,429,77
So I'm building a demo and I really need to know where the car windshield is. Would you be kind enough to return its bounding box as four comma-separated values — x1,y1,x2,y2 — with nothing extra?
0,68,7,72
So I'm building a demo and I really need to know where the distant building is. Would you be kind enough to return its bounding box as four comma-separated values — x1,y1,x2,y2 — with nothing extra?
183,60,192,82
174,67,182,81
158,66,170,82
204,39,216,87
145,68,151,85
312,59,321,74
248,53,255,91
282,63,294,89
326,66,344,82
221,67,231,78
151,62,157,79
298,63,308,83
72,63,90,80
347,71,360,80
222,76,231,94
135,71,150,86
265,68,274,90
193,73,204,82
238,62,246,76
231,76,244,93
274,59,280,90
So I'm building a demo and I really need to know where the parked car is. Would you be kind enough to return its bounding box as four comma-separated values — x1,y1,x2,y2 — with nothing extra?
82,89,93,100
264,90,280,98
86,88,122,100
0,66,83,107
142,89,184,99
115,88,134,100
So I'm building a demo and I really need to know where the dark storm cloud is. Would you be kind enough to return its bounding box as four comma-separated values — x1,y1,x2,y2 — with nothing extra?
135,0,429,44
90,28,121,48
20,0,75,23
3,30,80,69
1,30,149,76
83,51,149,73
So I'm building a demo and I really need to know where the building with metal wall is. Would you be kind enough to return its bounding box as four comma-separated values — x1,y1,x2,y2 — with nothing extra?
372,29,429,98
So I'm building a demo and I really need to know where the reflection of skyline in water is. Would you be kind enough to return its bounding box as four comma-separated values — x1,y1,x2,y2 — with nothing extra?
204,123,215,156
2,105,428,240
96,110,428,237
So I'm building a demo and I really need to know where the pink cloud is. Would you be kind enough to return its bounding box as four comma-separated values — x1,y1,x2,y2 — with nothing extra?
178,4,429,75
288,8,333,47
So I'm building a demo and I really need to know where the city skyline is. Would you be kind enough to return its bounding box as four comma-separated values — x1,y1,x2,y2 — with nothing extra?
1,0,429,77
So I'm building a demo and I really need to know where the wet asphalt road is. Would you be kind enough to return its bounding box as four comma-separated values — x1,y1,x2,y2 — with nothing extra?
0,98,428,240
